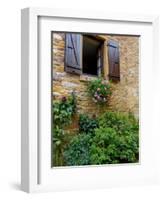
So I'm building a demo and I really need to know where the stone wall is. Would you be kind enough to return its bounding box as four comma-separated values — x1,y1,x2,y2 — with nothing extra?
52,33,139,118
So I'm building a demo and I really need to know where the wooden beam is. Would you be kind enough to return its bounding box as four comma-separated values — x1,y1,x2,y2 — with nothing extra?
103,40,109,80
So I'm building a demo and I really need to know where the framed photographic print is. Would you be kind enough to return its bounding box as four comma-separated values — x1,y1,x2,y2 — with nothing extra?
21,8,159,193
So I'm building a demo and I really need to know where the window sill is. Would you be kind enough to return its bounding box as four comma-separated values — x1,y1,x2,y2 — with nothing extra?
79,74,98,82
79,74,109,83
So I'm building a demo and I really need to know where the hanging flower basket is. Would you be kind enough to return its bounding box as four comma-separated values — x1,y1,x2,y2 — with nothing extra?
87,78,112,104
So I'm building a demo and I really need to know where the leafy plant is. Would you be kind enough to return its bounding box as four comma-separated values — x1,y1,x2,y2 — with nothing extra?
63,134,92,166
52,126,65,166
98,111,139,135
52,92,76,166
79,114,98,135
87,78,111,104
53,126,65,146
53,92,76,128
90,126,139,164
97,112,139,163
63,111,139,166
90,128,119,164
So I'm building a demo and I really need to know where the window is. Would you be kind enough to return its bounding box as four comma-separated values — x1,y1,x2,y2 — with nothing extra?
83,35,103,76
65,33,120,81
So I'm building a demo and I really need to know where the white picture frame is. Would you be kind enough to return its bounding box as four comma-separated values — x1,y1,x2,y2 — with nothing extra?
21,7,159,193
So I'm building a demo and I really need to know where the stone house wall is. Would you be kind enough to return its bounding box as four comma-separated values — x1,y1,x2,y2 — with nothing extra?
52,33,139,118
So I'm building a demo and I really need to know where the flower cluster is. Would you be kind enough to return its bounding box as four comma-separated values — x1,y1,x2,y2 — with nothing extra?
93,87,107,103
87,78,111,104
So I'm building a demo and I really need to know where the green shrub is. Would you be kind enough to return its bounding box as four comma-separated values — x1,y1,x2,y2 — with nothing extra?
96,112,139,164
90,126,139,164
63,112,139,166
87,78,111,104
90,128,119,164
63,134,91,166
79,114,98,135
98,112,139,135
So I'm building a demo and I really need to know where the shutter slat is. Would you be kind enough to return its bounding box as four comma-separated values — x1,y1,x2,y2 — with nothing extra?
70,34,79,65
65,33,82,75
108,40,120,81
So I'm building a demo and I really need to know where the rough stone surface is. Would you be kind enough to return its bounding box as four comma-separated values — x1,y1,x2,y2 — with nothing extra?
52,33,139,118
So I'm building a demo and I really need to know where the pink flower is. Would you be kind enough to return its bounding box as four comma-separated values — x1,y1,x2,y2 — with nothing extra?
97,95,100,100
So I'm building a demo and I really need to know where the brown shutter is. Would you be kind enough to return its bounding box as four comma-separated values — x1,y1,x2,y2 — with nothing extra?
65,33,82,75
108,40,120,81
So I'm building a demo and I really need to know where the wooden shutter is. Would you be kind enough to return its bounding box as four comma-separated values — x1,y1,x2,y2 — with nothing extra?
108,40,120,81
65,33,82,75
